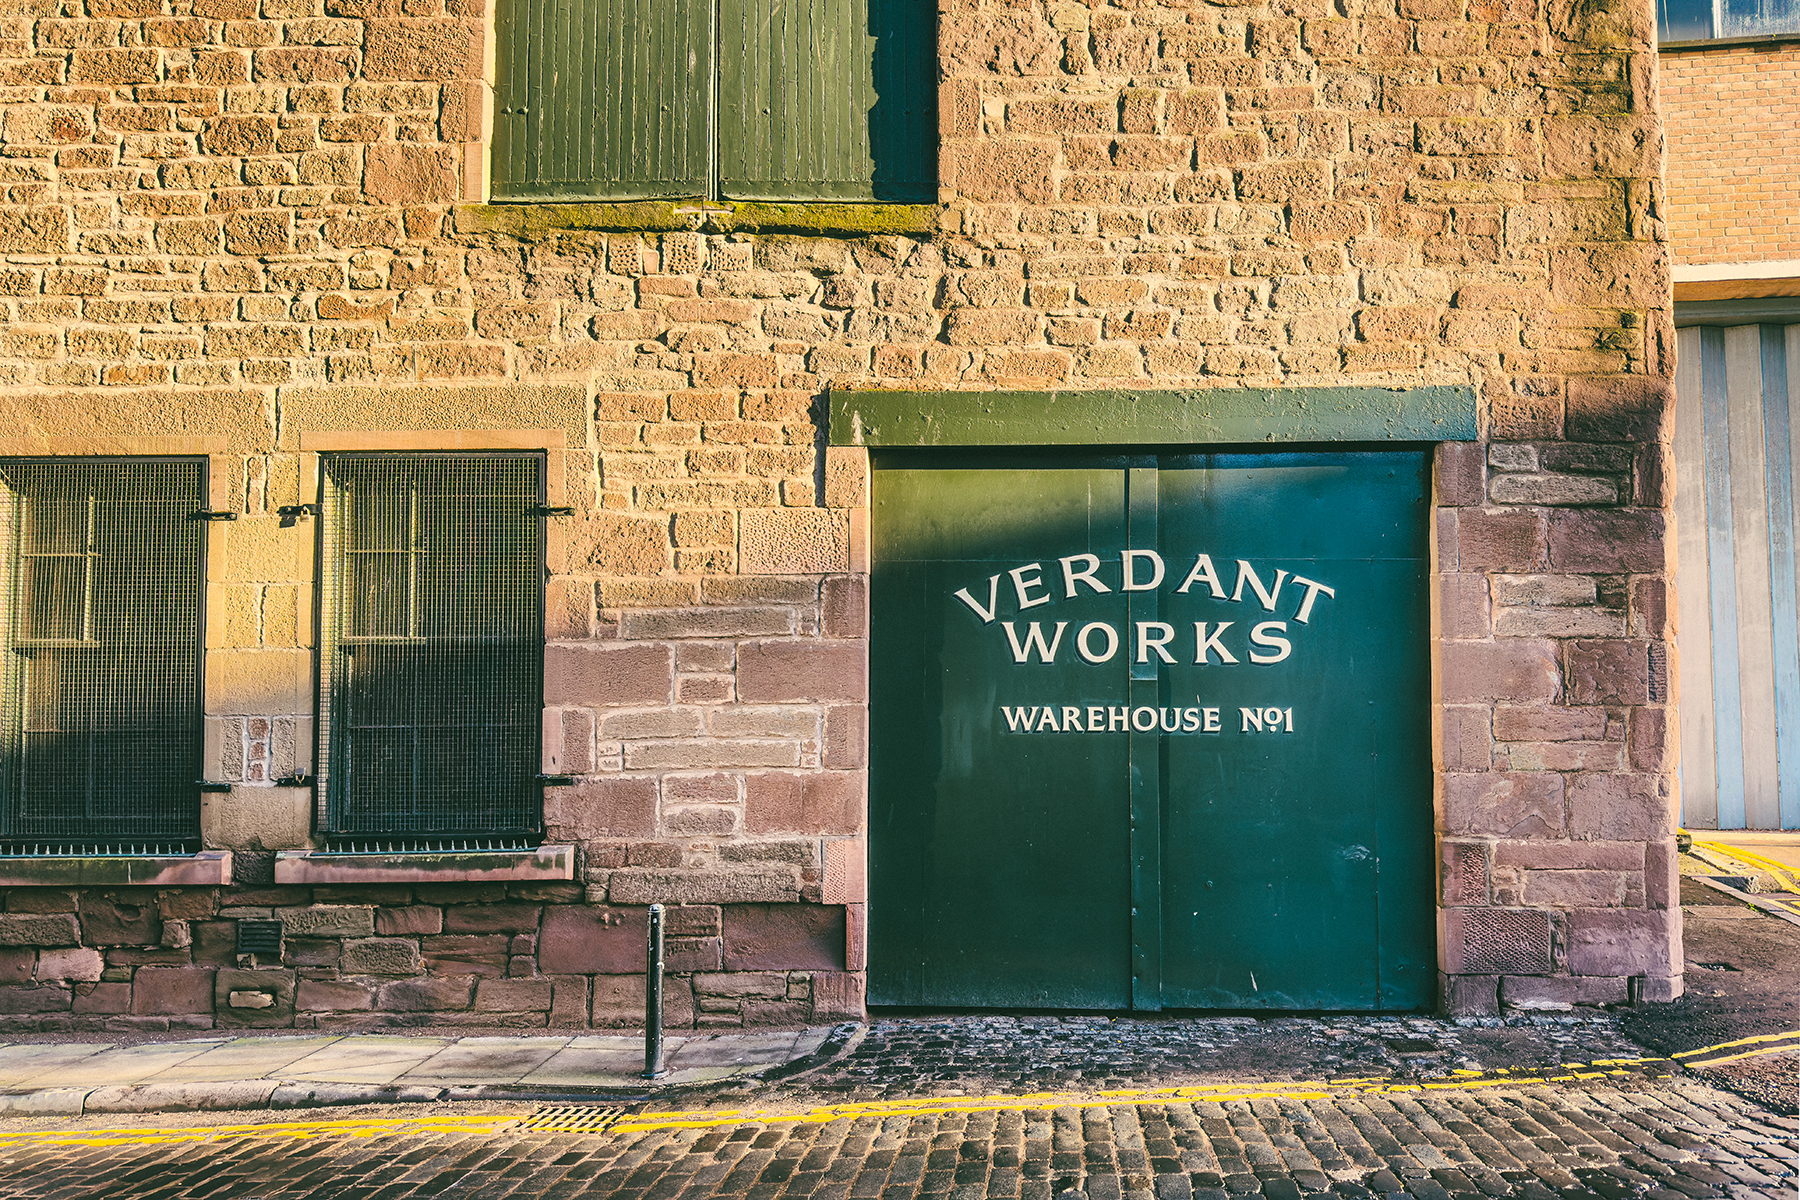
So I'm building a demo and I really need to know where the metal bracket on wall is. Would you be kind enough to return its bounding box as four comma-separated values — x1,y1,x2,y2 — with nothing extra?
277,503,320,519
536,774,577,786
529,505,574,517
188,510,237,522
273,772,311,788
198,781,233,793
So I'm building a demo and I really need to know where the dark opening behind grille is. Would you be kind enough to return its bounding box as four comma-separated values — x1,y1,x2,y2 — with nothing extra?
235,919,282,956
0,460,204,847
318,453,545,841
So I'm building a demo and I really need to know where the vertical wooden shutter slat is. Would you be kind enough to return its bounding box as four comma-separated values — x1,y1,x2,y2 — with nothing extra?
718,0,934,201
493,0,712,201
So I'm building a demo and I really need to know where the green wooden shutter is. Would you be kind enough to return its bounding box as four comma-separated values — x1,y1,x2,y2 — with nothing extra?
718,0,935,202
493,0,713,201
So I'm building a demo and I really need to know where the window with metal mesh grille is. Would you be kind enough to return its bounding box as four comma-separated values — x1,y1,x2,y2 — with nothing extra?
316,453,547,842
0,459,206,849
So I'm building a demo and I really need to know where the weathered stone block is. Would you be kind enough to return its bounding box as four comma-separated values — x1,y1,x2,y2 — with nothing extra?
36,947,103,982
296,979,375,1011
1567,772,1672,841
1452,509,1548,571
544,644,673,707
738,642,867,703
133,967,217,1015
1567,908,1678,977
279,906,375,940
0,913,79,947
421,935,509,976
1492,574,1597,607
1521,869,1632,906
443,905,543,934
72,981,133,1014
1566,376,1672,444
607,868,801,905
811,971,866,1020
376,976,476,1011
375,906,443,936
1442,772,1565,837
475,978,553,1012
0,947,30,984
1546,510,1666,573
1441,974,1500,1016
214,967,296,1027
0,985,71,1014
1440,640,1559,704
363,142,459,204
341,938,424,975
722,904,846,971
362,19,483,80
1501,973,1628,1010
744,771,863,836
544,778,657,840
740,509,850,575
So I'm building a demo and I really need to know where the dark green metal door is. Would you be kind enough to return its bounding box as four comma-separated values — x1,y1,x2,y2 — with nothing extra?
869,449,1436,1011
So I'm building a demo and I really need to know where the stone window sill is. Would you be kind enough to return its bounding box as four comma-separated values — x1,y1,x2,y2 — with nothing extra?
454,201,939,238
0,850,232,887
274,845,575,884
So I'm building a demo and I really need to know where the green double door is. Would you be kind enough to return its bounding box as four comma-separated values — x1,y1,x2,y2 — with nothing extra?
869,449,1437,1011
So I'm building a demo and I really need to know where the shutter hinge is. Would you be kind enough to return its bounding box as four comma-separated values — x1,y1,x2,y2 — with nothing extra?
530,505,574,517
198,781,233,793
536,774,577,786
188,510,238,522
274,772,312,788
277,503,320,519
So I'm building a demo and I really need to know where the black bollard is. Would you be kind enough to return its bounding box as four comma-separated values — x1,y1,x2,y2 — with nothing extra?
643,902,665,1079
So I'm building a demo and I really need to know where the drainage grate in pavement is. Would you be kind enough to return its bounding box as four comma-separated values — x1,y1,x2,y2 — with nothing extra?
516,1105,629,1134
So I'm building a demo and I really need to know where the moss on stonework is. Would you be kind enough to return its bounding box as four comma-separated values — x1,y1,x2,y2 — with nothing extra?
453,200,939,240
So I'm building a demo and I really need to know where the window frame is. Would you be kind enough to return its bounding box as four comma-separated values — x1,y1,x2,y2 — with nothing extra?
0,456,209,856
314,449,549,851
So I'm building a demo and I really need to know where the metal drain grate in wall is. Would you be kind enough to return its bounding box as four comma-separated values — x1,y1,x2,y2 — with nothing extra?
516,1106,628,1134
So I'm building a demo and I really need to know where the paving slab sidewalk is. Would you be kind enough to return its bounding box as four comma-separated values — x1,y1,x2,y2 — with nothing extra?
0,1026,839,1117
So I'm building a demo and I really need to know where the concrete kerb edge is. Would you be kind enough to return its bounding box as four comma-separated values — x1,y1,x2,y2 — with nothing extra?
748,1021,866,1085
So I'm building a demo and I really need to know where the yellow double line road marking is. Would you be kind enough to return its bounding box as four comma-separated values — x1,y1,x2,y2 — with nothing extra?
1673,1029,1800,1069
0,1032,1791,1152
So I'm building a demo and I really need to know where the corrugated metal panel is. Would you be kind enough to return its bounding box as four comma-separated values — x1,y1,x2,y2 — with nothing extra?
1675,321,1800,829
718,0,935,201
492,0,713,201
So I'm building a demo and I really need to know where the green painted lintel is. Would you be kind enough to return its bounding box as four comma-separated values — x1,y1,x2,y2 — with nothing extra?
455,202,939,240
828,386,1479,447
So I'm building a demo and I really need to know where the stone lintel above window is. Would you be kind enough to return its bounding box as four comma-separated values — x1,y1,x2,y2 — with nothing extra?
0,850,233,888
274,845,576,884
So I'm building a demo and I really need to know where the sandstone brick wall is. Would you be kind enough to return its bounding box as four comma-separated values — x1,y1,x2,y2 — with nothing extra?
0,884,860,1029
1661,42,1800,266
0,0,1678,1025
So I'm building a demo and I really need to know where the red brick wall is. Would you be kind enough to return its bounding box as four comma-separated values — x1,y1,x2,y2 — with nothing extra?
1662,42,1800,266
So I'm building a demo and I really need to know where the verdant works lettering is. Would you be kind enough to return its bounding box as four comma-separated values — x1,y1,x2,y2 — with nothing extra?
960,551,1335,666
1000,619,1292,665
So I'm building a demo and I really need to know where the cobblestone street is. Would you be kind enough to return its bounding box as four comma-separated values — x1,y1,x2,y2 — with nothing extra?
0,1016,1792,1200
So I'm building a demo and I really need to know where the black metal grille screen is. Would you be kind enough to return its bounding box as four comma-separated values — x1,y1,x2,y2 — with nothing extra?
318,453,544,841
0,460,204,846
